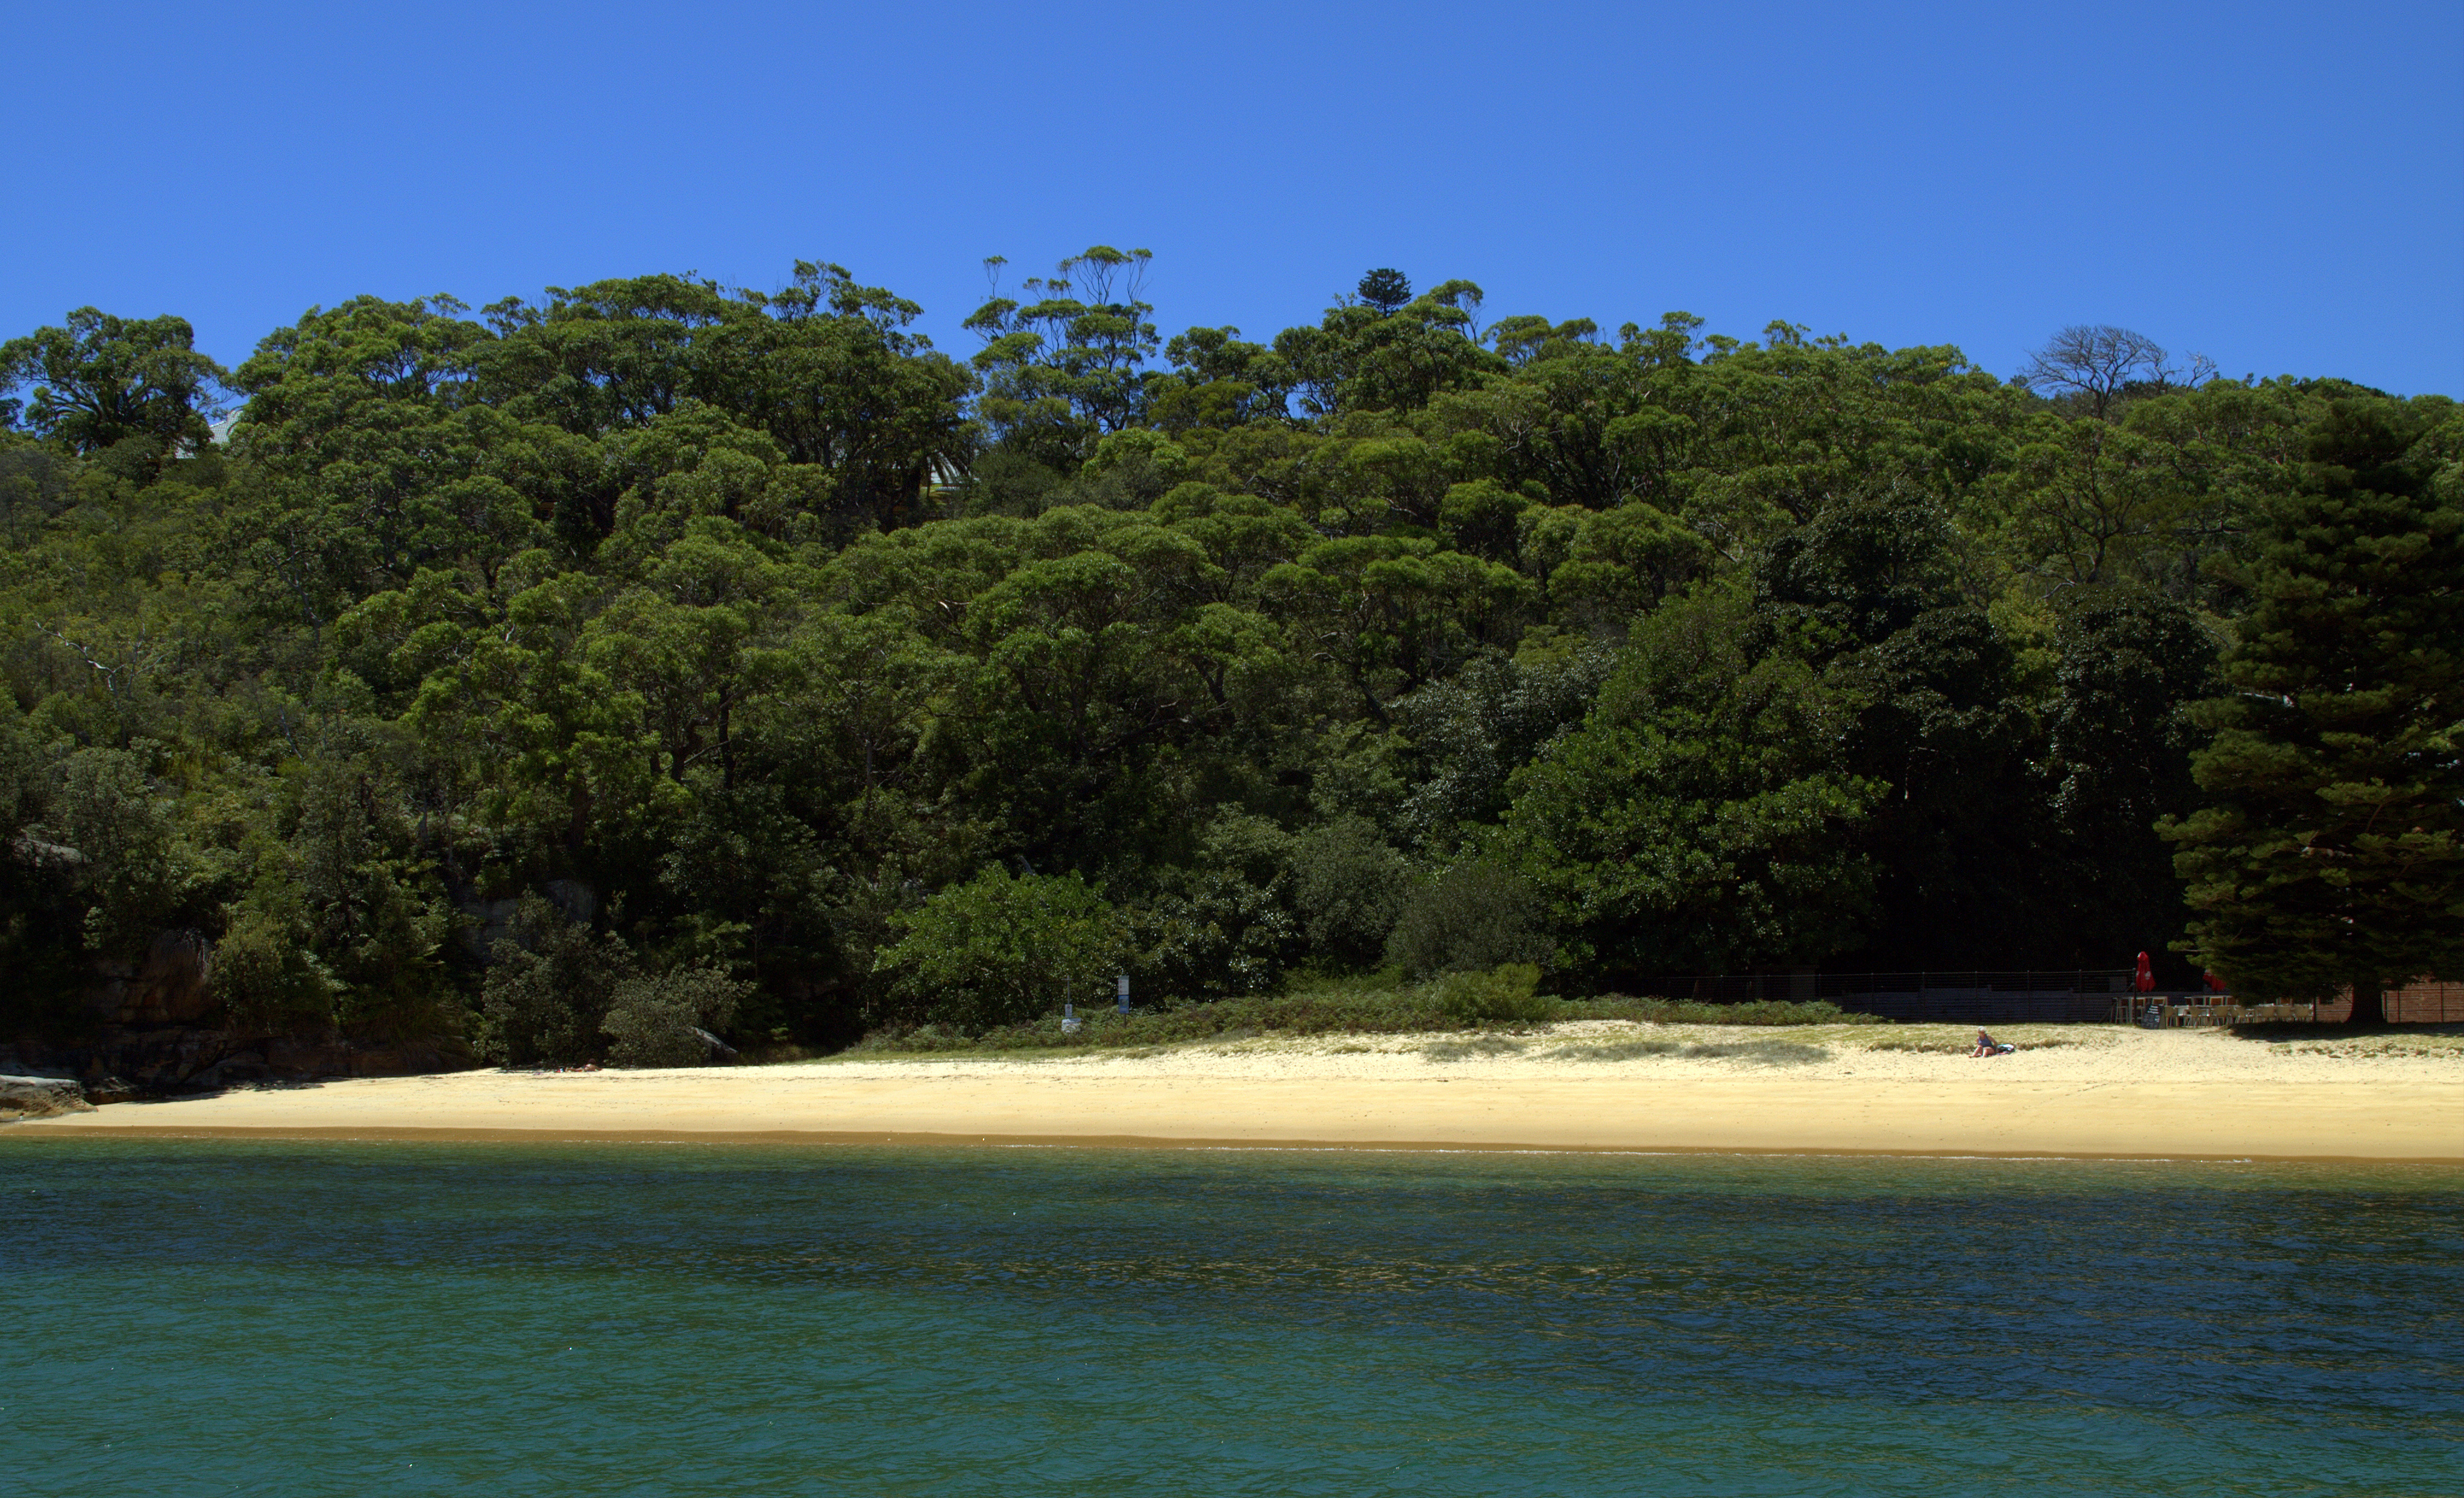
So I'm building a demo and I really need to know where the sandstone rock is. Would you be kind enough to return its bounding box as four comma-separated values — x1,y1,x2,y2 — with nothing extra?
189,1052,272,1089
85,1025,234,1090
542,878,596,925
263,1033,476,1078
0,1075,93,1117
4,1025,478,1094
84,1076,141,1105
459,880,597,959
458,896,526,959
83,929,216,1025
6,1026,479,1095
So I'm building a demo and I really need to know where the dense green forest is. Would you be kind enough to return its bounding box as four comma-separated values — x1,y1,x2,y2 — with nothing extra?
4,251,2457,1057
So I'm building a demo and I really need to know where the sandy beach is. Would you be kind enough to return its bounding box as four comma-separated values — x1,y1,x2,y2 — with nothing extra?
13,1021,2463,1161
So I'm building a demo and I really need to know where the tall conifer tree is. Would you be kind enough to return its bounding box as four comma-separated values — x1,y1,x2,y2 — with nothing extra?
2162,400,2463,1024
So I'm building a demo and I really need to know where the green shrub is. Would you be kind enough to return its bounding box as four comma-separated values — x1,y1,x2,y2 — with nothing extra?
1432,963,1553,1024
1387,860,1554,978
603,966,749,1068
480,896,633,1065
1287,817,1412,969
1573,995,1878,1026
1547,1036,1832,1065
482,894,753,1066
1545,1037,1682,1060
55,745,200,954
873,866,1131,1034
1138,814,1301,999
847,981,1875,1054
210,899,341,1032
1422,1034,1530,1061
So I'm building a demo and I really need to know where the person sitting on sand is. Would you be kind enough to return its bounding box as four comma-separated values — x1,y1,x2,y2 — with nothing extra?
1972,1029,2016,1057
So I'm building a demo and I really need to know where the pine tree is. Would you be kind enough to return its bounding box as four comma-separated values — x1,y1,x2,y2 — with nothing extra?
2161,397,2463,1024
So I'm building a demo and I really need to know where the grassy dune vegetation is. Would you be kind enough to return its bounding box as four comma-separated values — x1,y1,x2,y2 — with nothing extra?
849,967,1876,1056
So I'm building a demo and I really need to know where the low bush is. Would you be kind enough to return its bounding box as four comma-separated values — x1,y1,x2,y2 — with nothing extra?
603,967,749,1068
1544,1037,1682,1060
482,894,749,1067
1386,861,1554,978
1433,963,1553,1024
1856,1034,2081,1054
1577,995,1881,1027
210,900,342,1031
481,898,634,1066
846,981,1876,1054
873,866,1131,1033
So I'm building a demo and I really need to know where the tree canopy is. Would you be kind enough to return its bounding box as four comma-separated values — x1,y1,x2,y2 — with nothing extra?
4,258,2454,1050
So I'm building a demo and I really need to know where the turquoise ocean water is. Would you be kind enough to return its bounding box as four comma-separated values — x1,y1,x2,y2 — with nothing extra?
5,1138,2459,1496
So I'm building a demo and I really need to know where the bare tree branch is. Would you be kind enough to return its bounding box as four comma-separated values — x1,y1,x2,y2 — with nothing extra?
2019,325,2211,417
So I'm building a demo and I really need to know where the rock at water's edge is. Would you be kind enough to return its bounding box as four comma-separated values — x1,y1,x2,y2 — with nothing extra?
84,1076,142,1106
2,1030,477,1097
0,1075,94,1117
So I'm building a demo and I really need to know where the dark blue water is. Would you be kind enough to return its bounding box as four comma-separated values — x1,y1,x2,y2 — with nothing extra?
5,1140,2459,1496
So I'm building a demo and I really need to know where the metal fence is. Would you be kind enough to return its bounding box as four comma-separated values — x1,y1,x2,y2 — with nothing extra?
1629,970,2132,1023
1840,989,2131,1024
1626,971,2464,1025
2119,981,2464,1026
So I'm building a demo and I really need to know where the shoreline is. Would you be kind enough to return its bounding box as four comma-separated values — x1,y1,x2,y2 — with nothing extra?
13,1023,2462,1163
14,1123,2464,1166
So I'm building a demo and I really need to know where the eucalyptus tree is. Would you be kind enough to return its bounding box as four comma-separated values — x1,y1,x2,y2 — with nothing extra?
1272,277,1501,418
228,295,547,618
965,247,1160,466
0,307,227,460
479,264,972,534
1149,325,1298,432
1500,586,1879,981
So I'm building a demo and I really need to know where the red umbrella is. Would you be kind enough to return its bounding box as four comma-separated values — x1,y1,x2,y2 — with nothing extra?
2134,952,2155,993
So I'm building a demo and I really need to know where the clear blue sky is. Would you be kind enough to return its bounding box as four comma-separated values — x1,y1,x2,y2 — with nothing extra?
5,0,2458,394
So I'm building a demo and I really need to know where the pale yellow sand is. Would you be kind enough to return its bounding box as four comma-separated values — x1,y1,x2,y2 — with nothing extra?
14,1023,2463,1162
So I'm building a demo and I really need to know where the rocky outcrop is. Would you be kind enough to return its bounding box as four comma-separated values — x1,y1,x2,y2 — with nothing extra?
11,925,483,1099
83,929,217,1026
0,1074,94,1117
458,879,596,959
1,1028,476,1097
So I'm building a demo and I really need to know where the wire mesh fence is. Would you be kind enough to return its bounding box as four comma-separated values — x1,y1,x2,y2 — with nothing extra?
1623,972,2464,1025
1627,970,2131,1022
